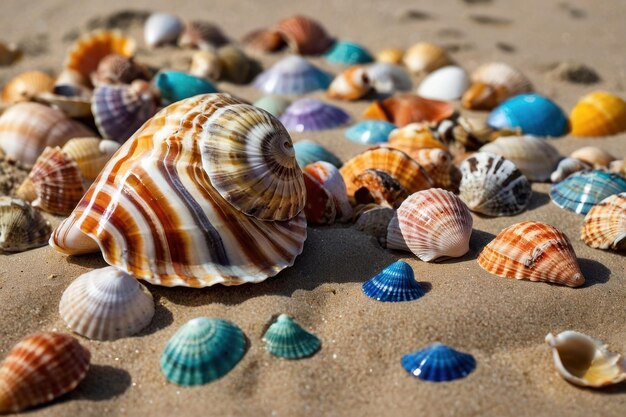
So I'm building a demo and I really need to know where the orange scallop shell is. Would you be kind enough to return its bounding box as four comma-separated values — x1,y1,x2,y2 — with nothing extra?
581,193,626,251
1,71,55,104
363,94,455,127
570,91,626,137
273,15,334,55
387,123,449,153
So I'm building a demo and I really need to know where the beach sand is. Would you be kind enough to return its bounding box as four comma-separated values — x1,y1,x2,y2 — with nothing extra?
1,0,625,416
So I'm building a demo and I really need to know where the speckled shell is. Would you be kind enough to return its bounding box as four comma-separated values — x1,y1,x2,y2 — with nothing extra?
459,152,532,216
154,70,218,104
189,50,222,80
0,102,94,165
570,146,616,168
411,148,460,191
417,65,470,101
462,62,532,110
397,189,473,262
340,147,433,198
62,137,121,181
479,136,561,182
438,116,519,152
327,66,371,101
387,123,448,154
217,45,251,84
324,41,373,65
253,55,332,96
401,343,476,382
263,314,321,359
403,42,453,75
241,28,284,52
273,15,334,55
570,92,626,137
0,197,51,253
478,221,584,287
280,98,350,132
144,13,184,48
363,94,455,127
50,94,307,288
581,193,626,251
92,54,151,86
376,48,404,65
0,333,90,413
363,261,425,302
178,20,228,49
345,120,396,145
354,205,395,239
550,157,592,183
550,170,626,215
1,71,54,104
293,140,342,168
303,161,352,223
488,94,569,137
366,63,412,94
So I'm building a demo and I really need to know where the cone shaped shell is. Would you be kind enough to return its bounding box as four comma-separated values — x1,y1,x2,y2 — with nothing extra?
303,161,351,222
273,15,334,55
363,94,455,127
253,56,332,96
1,71,54,104
581,193,626,251
62,138,121,181
263,314,321,359
0,197,51,253
570,92,626,137
363,260,425,302
401,343,476,382
550,170,626,215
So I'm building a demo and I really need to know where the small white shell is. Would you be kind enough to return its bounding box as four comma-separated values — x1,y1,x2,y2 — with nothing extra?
417,65,470,101
144,13,184,48
570,146,616,169
550,157,592,183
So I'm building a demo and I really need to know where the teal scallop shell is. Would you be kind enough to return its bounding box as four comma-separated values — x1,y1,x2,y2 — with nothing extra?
324,41,374,65
263,314,321,359
549,170,626,215
293,140,342,168
154,70,218,104
253,95,291,117
160,317,246,386
345,120,396,144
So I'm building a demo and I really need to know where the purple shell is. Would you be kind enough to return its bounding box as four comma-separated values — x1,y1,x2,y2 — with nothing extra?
279,98,350,132
253,56,332,96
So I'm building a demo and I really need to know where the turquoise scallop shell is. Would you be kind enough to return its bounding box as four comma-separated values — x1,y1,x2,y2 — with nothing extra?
549,170,626,215
293,140,342,168
263,314,321,359
324,41,374,65
154,71,218,104
253,95,291,117
160,317,246,386
345,121,396,144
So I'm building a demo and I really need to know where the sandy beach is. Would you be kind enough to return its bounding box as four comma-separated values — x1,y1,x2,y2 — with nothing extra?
1,0,625,416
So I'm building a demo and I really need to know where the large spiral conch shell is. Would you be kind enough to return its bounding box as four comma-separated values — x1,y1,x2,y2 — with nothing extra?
50,94,307,288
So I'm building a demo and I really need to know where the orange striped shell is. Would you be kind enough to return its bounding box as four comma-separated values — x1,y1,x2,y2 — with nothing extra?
363,94,455,127
327,66,371,101
273,15,334,55
0,333,90,414
1,71,55,104
478,221,585,287
581,193,626,251
387,123,449,154
411,148,460,191
570,91,626,137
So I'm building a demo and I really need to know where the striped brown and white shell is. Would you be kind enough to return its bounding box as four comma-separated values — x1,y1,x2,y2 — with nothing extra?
327,66,371,101
478,221,585,287
273,15,334,55
0,332,90,414
0,197,51,253
303,161,352,224
189,49,222,80
216,45,251,84
62,138,121,181
570,146,616,169
403,42,452,75
581,193,626,251
352,169,410,208
50,94,307,288
411,148,460,191
59,266,155,340
178,20,229,49
550,157,592,183
91,54,151,86
1,71,55,104
462,63,532,110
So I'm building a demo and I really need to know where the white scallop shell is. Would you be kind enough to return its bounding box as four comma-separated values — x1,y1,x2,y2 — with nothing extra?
417,66,470,101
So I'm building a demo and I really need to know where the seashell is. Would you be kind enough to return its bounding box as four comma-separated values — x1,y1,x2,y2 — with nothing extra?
189,50,222,80
397,189,473,261
354,205,395,239
324,41,374,65
570,91,626,137
403,42,453,75
241,28,284,53
0,42,21,66
144,13,184,48
550,157,592,183
376,48,404,65
303,161,352,223
462,62,533,110
327,66,372,101
154,70,218,104
581,193,626,251
59,266,155,340
54,68,91,90
546,62,600,84
91,53,151,86
345,120,396,145
293,140,342,168
363,94,455,127
609,160,626,176
340,146,433,198
546,331,626,388
1,71,55,104
280,98,350,132
0,332,90,413
217,45,251,84
459,152,532,216
92,80,159,143
0,102,94,165
401,343,476,382
50,94,307,287
487,94,569,137
49,215,99,256
253,95,291,117
362,260,425,302
0,197,51,253
160,317,245,385
253,55,332,96
479,135,561,182
412,148,460,192
302,171,335,224
550,170,626,215
417,65,470,101
263,314,321,359
178,20,228,49
570,146,616,169
366,63,412,94
34,92,93,119
387,123,448,153
477,221,585,287
385,212,411,252
353,169,409,208
437,116,519,152
62,137,121,181
272,15,334,55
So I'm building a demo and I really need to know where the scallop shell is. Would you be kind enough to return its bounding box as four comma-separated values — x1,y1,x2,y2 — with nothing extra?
280,98,350,132
1,71,55,104
570,91,626,137
59,266,155,340
550,157,592,183
363,260,425,302
91,54,151,86
293,140,342,168
253,55,332,96
178,20,228,49
154,70,218,104
550,170,626,215
303,161,352,223
62,137,121,181
0,333,90,413
403,42,452,75
411,148,460,192
570,146,616,168
397,189,473,262
160,317,245,386
376,48,404,65
479,135,561,182
0,197,51,253
273,15,334,55
546,331,626,388
609,160,626,176
353,169,409,208
217,45,251,84
324,41,373,65
327,66,371,101
345,121,395,145
401,343,476,382
385,212,410,252
477,221,585,287
0,102,94,165
387,123,449,153
0,42,21,66
487,94,569,137
366,63,413,94
340,146,433,198
189,50,222,80
462,62,532,110
144,13,184,48
50,94,307,288
363,94,455,127
253,95,291,117
241,28,284,53
581,193,626,251
263,314,321,359
459,152,532,216
417,65,470,101
353,205,395,239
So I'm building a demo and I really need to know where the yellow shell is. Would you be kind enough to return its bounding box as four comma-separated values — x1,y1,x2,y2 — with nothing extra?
570,91,626,137
62,137,121,181
376,48,404,64
403,42,452,75
1,71,55,104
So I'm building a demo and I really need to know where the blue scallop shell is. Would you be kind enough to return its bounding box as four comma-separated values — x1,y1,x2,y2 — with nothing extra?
154,71,218,104
253,95,291,117
401,343,476,382
293,140,342,168
262,314,321,359
324,41,374,65
160,317,245,386
253,55,332,96
345,121,396,144
362,261,425,302
487,94,569,137
549,170,626,215
280,98,350,132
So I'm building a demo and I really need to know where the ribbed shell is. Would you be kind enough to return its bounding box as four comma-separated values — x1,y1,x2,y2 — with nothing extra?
354,206,395,239
50,94,307,288
324,41,373,65
144,13,184,48
362,261,425,302
487,94,569,137
59,266,155,340
0,333,90,414
92,54,151,86
462,62,532,110
403,43,452,75
401,343,476,382
581,193,626,251
263,314,321,359
386,213,411,252
327,66,371,101
280,98,350,132
397,189,473,262
363,94,455,127
273,15,334,55
253,56,332,96
0,197,51,253
570,91,626,137
178,20,229,49
550,157,592,183
293,140,342,168
412,148,460,191
303,161,352,222
62,137,121,181
478,221,585,287
366,63,412,94
1,71,55,104
387,123,449,154
550,170,626,215
353,169,409,208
